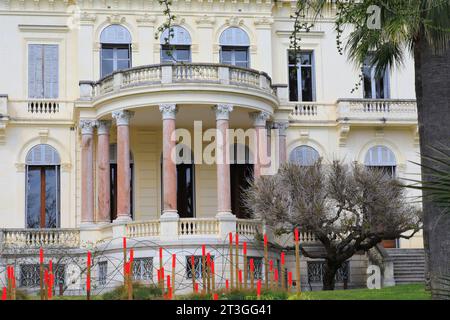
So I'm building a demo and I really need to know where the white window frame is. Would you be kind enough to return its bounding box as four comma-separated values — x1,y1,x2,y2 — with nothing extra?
288,50,316,102
27,44,59,99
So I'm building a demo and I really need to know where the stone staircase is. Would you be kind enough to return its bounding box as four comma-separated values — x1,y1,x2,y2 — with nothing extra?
387,248,425,284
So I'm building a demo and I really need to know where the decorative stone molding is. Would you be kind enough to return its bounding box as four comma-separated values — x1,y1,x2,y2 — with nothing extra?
79,120,96,135
80,12,97,24
339,125,351,147
375,127,385,138
273,121,289,137
112,110,134,126
214,104,234,121
61,163,73,172
299,129,310,142
38,128,49,143
107,13,126,25
254,17,274,28
250,111,271,127
136,13,156,26
195,15,216,27
15,163,26,173
159,104,178,120
97,120,112,135
172,16,186,25
225,16,244,27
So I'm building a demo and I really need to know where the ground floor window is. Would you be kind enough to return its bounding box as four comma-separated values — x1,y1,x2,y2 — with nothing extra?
246,256,263,280
186,255,214,279
132,258,153,281
19,263,65,288
307,261,349,287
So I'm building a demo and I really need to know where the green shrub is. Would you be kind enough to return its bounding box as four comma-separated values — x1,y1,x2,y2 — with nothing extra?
102,283,162,300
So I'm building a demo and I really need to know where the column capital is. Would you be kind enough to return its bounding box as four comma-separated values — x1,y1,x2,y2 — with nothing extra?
159,104,178,120
273,121,289,137
250,111,271,127
214,104,234,121
79,120,96,135
112,110,134,126
97,120,112,135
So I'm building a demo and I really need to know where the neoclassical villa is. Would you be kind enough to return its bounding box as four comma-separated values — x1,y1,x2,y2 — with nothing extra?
0,0,424,294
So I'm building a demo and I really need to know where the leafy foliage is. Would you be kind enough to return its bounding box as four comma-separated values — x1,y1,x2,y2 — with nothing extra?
102,283,162,300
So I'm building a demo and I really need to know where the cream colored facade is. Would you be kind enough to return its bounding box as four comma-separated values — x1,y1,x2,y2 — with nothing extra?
0,0,423,292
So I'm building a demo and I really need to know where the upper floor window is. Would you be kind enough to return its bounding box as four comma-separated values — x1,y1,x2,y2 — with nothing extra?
364,145,397,177
160,26,192,63
289,145,320,166
288,51,315,102
28,44,59,99
100,25,132,78
219,27,250,68
362,56,390,99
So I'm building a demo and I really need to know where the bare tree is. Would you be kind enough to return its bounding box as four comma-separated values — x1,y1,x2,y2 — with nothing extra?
244,161,422,290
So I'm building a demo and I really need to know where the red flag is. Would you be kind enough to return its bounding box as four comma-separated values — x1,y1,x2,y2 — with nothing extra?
49,260,53,273
172,254,176,268
44,269,49,285
294,228,299,242
161,267,165,281
288,272,293,287
167,275,171,289
123,237,127,250
257,280,262,297
1,287,6,300
213,293,218,300
202,245,206,257
225,279,229,290
264,234,268,247
124,262,130,275
238,269,242,284
159,247,163,261
250,259,255,272
87,251,91,267
168,286,172,300
206,253,211,266
229,232,233,244
157,269,161,282
194,282,199,293
211,261,215,274
281,252,285,265
39,248,44,264
274,269,279,282
235,233,239,245
243,242,247,255
269,260,273,271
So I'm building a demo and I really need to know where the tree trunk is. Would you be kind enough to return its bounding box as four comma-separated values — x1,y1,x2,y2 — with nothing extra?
414,32,450,300
322,261,339,291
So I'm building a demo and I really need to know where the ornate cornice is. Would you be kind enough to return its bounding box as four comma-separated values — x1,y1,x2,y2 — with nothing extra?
225,16,244,27
136,13,156,27
159,104,178,120
107,13,126,25
195,15,216,27
214,104,234,121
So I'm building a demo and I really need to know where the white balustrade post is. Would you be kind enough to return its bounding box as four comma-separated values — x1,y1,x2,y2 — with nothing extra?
113,72,123,91
218,215,237,240
218,66,230,85
79,81,94,100
161,65,173,84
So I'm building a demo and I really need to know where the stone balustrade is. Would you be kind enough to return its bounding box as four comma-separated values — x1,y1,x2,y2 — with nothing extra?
2,228,80,249
79,63,275,100
126,220,160,238
236,219,263,238
178,218,220,236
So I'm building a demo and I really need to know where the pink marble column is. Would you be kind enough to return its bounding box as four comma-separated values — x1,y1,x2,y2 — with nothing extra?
274,121,289,166
159,104,178,217
215,104,233,217
112,110,134,222
80,120,96,225
97,120,111,223
251,112,271,179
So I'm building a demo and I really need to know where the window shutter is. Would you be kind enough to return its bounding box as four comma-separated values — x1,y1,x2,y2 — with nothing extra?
44,45,59,99
28,44,44,98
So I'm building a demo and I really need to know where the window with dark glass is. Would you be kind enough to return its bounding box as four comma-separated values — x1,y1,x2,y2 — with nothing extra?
28,44,59,99
25,144,61,229
160,26,192,63
230,144,254,219
110,143,134,221
362,56,390,99
289,145,320,166
100,25,132,78
219,27,250,68
288,51,315,102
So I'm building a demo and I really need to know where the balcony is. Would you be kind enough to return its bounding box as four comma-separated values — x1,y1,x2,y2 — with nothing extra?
78,63,278,115
285,99,417,126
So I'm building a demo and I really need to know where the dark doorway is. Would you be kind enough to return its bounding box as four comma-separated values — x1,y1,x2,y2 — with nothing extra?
177,163,195,218
109,163,134,222
230,164,253,219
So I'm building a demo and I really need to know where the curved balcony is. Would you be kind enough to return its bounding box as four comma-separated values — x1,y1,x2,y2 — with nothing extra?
78,63,278,116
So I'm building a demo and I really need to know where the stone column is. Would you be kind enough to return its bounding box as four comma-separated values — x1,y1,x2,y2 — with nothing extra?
112,110,134,223
273,121,289,166
97,120,112,224
251,112,271,179
80,120,96,225
159,104,178,218
214,104,233,217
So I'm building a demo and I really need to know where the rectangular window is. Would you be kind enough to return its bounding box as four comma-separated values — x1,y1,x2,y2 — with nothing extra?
101,44,131,78
132,258,153,281
288,51,315,102
186,255,214,279
246,256,263,280
362,56,390,99
307,261,349,283
20,264,65,288
98,261,108,286
28,44,59,99
161,45,191,63
220,46,249,68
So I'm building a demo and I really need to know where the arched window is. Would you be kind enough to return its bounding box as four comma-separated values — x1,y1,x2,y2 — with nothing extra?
161,144,196,218
25,144,61,228
229,144,254,219
100,25,132,78
160,26,192,63
219,27,250,68
110,143,134,221
364,145,397,177
289,145,320,166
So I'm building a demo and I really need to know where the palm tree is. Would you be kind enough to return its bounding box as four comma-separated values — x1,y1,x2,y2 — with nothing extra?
291,0,450,299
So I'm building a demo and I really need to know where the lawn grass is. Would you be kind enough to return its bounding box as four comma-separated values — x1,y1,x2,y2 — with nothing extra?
296,284,430,300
